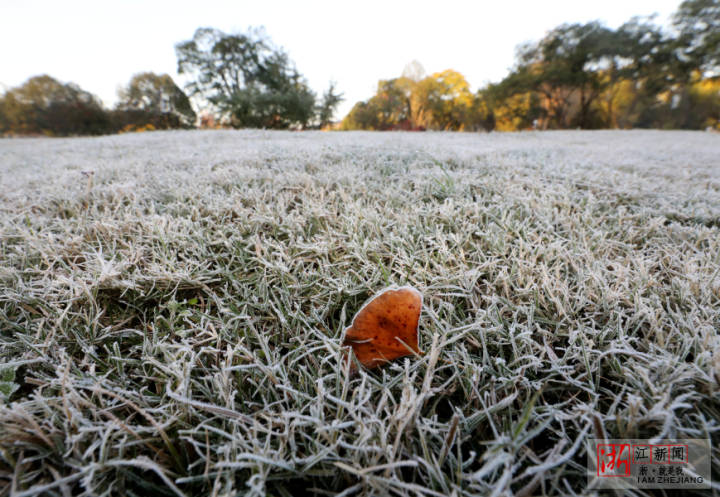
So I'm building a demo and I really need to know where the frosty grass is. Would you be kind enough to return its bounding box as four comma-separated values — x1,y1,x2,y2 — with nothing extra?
1,129,719,496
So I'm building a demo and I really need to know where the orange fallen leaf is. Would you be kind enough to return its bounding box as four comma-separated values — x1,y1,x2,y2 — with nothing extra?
342,286,423,369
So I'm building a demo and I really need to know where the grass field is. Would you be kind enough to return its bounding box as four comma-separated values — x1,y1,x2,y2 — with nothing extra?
1,129,719,496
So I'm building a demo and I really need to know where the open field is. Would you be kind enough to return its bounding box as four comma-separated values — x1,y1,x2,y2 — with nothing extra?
1,129,719,496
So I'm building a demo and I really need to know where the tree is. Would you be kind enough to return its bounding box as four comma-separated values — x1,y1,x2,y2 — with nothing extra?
117,72,196,127
506,22,619,129
612,17,703,128
484,83,543,131
341,100,382,130
673,0,720,76
0,91,32,134
316,82,344,129
375,77,415,128
688,77,720,128
415,70,476,130
175,27,317,129
341,78,414,130
0,75,111,135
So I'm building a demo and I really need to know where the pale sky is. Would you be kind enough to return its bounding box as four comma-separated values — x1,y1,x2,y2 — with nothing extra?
1,0,682,119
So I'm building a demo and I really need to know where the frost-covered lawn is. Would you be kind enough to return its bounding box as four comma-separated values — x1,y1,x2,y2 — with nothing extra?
1,130,719,496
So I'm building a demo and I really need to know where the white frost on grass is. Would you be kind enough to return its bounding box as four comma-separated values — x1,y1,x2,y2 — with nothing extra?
0,129,719,496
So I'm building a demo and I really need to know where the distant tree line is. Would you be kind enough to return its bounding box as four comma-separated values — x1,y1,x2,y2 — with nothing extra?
2,0,718,136
342,0,720,131
0,73,196,136
0,27,343,136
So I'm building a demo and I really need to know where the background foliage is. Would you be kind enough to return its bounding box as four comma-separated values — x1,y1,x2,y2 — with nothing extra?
343,0,720,131
0,0,718,135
